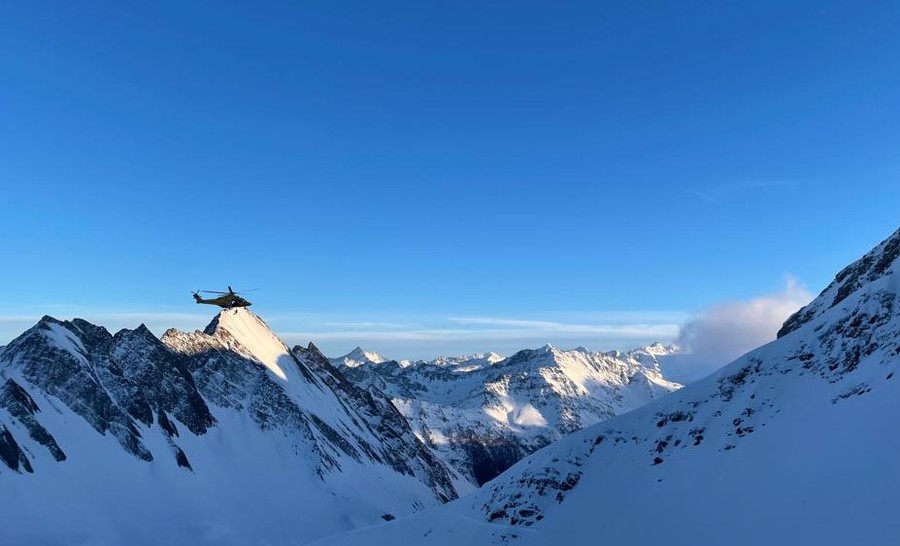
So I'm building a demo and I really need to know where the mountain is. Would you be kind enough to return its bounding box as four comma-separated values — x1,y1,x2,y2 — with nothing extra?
331,346,389,367
0,309,462,545
336,343,681,486
316,227,900,546
408,352,506,371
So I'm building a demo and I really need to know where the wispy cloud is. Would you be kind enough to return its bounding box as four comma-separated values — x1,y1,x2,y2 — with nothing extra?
282,324,679,343
445,316,678,336
282,313,681,359
448,317,564,328
320,320,420,330
0,315,43,324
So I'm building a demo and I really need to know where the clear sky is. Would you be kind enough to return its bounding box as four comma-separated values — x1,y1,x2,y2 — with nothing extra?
2,1,899,362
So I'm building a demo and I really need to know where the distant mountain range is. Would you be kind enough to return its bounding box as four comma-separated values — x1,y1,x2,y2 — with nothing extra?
332,342,681,485
0,307,684,544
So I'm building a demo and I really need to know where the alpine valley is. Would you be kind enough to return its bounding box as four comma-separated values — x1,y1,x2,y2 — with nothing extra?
314,229,900,546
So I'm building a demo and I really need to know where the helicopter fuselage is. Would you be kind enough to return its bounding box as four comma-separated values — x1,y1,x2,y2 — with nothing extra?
193,293,252,308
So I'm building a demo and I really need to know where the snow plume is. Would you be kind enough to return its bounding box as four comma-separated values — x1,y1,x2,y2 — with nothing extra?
662,278,812,383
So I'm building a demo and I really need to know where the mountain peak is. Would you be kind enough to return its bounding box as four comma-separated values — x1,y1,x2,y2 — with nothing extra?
779,226,900,337
113,323,155,340
203,307,264,335
197,308,293,381
635,341,680,356
37,315,63,326
333,346,387,367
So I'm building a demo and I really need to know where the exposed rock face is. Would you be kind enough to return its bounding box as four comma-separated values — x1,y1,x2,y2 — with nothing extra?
0,379,65,462
0,423,32,473
294,343,460,497
0,316,221,468
779,227,900,337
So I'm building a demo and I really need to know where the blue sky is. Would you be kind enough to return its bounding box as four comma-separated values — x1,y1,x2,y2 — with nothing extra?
2,1,899,360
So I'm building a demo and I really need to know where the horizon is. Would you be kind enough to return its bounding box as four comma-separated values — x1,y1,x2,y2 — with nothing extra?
0,270,824,383
0,306,687,361
3,1,899,378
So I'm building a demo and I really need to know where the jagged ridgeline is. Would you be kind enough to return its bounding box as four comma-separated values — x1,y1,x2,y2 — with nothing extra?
334,343,681,486
0,309,462,544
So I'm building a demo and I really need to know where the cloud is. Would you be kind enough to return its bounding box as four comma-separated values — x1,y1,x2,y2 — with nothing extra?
448,317,565,328
446,317,678,335
661,277,812,383
0,315,43,324
320,321,421,330
282,323,679,343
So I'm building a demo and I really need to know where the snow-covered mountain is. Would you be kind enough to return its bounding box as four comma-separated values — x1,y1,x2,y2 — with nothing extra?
330,346,389,368
316,227,900,546
0,309,462,544
407,352,506,371
334,343,681,486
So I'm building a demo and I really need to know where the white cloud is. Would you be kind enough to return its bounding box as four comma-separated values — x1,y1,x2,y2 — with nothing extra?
319,321,420,330
448,317,565,329
662,277,812,383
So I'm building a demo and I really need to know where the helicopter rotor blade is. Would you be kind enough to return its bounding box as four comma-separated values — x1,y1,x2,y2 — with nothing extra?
197,288,260,295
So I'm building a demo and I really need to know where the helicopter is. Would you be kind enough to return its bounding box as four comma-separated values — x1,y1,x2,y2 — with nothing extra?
192,286,255,308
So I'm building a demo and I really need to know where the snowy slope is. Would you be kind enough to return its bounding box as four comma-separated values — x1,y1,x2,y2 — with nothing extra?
0,309,460,544
316,226,900,546
336,343,681,485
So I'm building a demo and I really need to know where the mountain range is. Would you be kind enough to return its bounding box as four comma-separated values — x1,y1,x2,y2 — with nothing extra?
4,226,899,545
0,309,462,544
333,342,681,485
315,226,900,545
